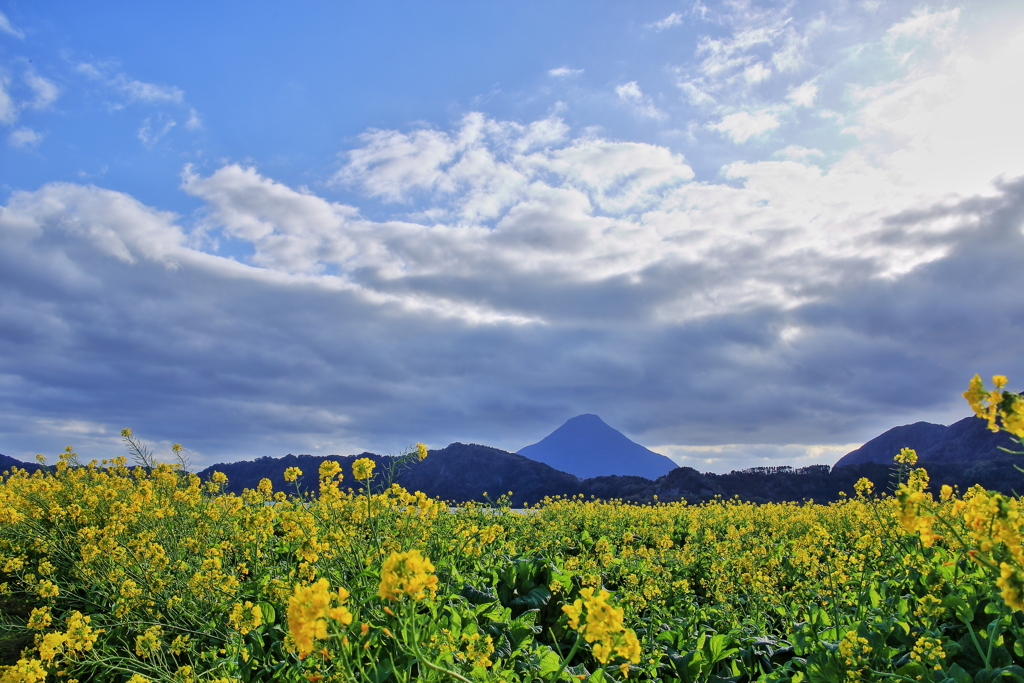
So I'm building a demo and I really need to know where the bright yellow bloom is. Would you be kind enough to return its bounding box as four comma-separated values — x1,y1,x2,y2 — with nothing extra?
352,458,375,480
910,636,946,671
63,611,99,652
0,658,47,683
894,447,918,465
378,549,438,602
854,478,874,497
561,587,641,664
999,562,1024,611
287,578,353,658
318,461,342,480
229,601,264,635
135,624,163,658
460,632,494,668
415,443,428,461
284,466,302,482
26,607,51,629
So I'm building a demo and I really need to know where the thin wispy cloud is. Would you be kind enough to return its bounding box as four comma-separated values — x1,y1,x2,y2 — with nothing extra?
710,108,781,143
0,11,24,39
615,81,667,120
0,76,16,125
8,126,43,148
24,70,59,110
548,66,583,77
76,61,186,106
648,12,684,31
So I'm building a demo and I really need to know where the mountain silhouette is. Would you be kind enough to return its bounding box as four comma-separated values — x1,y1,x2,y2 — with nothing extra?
516,414,677,480
833,415,1020,468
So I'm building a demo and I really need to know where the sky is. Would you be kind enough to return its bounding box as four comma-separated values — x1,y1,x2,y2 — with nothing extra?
2,1,1023,473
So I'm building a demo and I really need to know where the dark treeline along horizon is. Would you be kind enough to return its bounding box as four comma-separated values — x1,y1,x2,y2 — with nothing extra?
2,413,1020,507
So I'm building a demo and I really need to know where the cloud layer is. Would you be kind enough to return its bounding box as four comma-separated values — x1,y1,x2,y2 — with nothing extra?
2,2,1024,471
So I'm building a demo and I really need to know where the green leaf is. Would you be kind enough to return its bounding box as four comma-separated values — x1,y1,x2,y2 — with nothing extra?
566,663,591,678
257,601,276,625
536,647,562,676
509,585,553,614
945,663,972,683
804,654,844,683
706,634,738,664
460,583,498,605
944,595,974,624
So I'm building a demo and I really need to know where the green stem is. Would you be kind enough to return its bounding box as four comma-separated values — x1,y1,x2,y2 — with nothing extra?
965,621,990,669
551,632,582,682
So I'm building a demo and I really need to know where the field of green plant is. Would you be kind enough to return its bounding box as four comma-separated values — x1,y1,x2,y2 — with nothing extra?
1,376,1024,683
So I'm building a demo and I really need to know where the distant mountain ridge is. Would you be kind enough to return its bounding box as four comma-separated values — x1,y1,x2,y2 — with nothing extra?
4,414,1022,505
833,416,1019,468
0,452,41,474
517,414,677,480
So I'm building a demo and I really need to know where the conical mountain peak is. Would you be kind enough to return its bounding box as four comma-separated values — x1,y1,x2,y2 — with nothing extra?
517,414,676,480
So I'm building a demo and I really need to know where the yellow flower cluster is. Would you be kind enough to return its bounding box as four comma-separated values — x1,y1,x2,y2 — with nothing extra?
352,458,375,480
910,636,946,671
964,374,1024,437
0,658,46,683
378,549,438,602
286,578,354,658
895,456,939,547
228,600,264,635
283,466,302,482
460,632,495,668
838,630,873,680
134,624,163,658
562,587,641,667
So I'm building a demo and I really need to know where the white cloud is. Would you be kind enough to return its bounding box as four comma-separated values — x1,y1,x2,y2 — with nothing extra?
648,12,683,31
548,67,583,77
887,7,960,44
657,443,864,473
743,62,772,83
137,116,176,147
24,70,59,110
0,11,24,39
845,17,1024,197
709,108,781,143
787,79,817,107
119,76,184,104
774,145,823,161
615,81,667,120
0,76,15,125
76,62,185,105
185,108,203,130
8,126,43,148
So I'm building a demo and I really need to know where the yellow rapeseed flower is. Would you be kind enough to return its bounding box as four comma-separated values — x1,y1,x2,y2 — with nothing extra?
284,467,302,482
352,458,375,480
561,587,641,665
229,601,264,635
378,549,438,602
318,461,342,480
287,578,353,659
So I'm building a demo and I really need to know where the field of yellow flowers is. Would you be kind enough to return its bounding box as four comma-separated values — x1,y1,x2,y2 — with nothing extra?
2,375,1024,683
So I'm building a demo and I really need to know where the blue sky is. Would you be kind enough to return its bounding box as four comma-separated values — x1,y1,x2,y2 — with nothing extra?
2,1,1024,472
